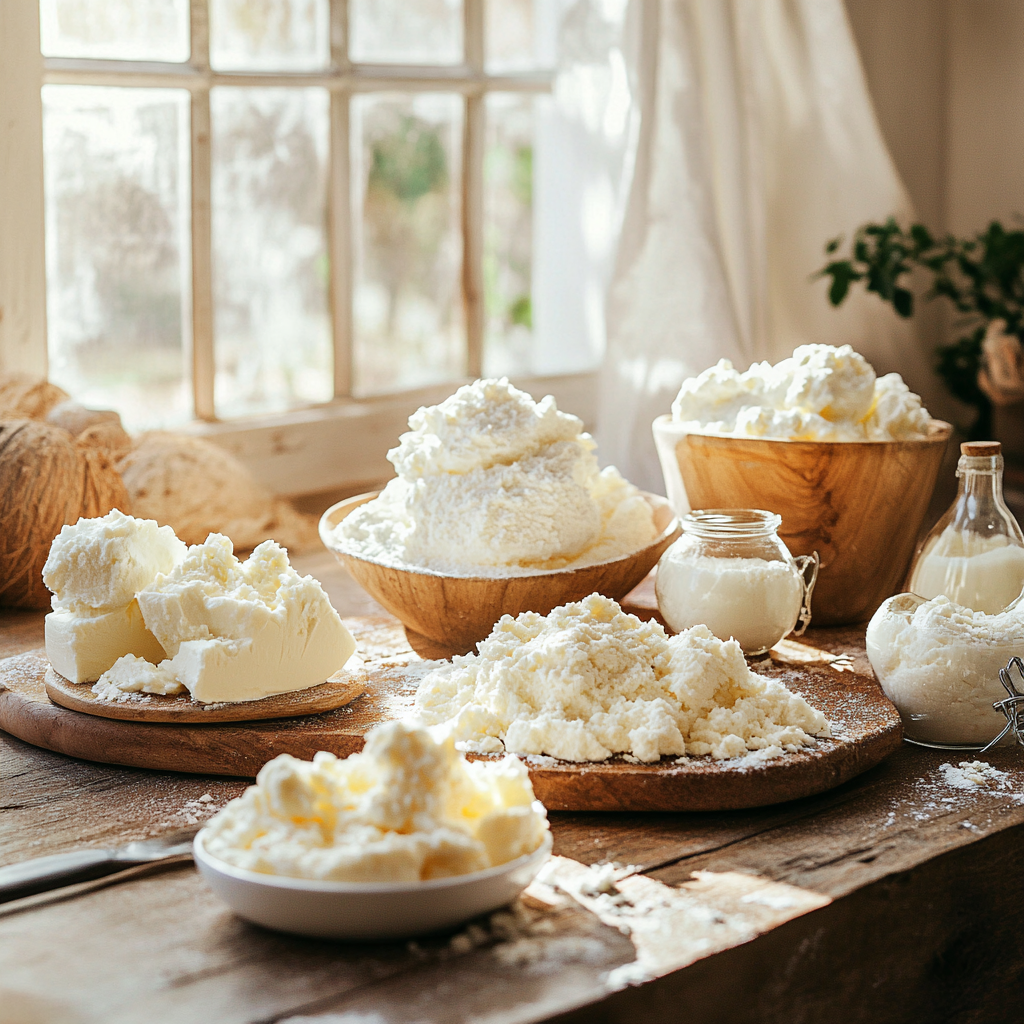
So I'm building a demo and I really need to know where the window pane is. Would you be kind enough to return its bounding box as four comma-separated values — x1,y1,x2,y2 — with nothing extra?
43,86,191,429
40,0,190,62
483,94,533,378
351,94,464,395
349,0,462,65
209,0,329,72
485,0,551,72
211,88,332,419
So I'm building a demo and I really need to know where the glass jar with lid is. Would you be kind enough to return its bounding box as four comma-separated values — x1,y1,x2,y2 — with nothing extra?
907,441,1024,613
655,509,818,656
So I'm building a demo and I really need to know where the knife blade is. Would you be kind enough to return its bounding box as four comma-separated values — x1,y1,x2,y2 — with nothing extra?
0,827,201,904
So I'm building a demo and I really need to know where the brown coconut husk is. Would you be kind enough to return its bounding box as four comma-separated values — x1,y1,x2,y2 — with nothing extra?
0,375,69,420
117,432,319,554
0,420,130,609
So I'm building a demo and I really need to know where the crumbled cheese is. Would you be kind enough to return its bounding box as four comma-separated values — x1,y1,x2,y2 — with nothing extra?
201,721,549,882
671,344,931,441
331,378,657,575
42,510,186,683
413,594,831,762
866,593,1024,746
96,533,355,704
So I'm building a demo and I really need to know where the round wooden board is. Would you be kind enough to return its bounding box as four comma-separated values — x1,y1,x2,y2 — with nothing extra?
0,615,902,811
43,666,366,723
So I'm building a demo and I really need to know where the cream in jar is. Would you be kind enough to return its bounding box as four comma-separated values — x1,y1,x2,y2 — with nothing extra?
655,510,816,656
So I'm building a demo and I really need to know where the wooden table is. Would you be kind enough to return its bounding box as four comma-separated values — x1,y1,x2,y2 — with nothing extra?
3,552,1023,1024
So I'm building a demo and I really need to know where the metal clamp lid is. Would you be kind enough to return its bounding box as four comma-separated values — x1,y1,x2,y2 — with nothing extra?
981,657,1024,752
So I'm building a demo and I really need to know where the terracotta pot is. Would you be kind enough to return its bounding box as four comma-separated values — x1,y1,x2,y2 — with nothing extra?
652,416,952,626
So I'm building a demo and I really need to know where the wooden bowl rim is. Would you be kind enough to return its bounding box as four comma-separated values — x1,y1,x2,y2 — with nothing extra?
652,413,953,447
319,489,681,582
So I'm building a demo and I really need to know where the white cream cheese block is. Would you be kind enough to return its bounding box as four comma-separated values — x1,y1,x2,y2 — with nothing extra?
100,533,356,704
45,600,168,685
42,509,187,683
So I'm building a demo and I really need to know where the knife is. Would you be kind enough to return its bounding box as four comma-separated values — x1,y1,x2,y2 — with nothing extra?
0,828,200,903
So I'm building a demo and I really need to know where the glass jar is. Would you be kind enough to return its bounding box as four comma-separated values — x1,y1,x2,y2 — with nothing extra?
907,441,1024,613
866,591,1022,749
655,509,819,656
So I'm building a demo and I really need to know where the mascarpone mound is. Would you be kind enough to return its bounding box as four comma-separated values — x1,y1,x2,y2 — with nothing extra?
96,533,355,704
43,510,187,683
413,594,831,763
201,721,549,882
671,344,931,441
332,378,657,575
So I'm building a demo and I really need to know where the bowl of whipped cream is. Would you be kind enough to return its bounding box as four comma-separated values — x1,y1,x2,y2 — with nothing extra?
653,345,951,625
194,721,552,940
322,378,680,652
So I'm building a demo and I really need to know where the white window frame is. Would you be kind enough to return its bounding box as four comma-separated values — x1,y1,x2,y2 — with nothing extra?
0,0,598,497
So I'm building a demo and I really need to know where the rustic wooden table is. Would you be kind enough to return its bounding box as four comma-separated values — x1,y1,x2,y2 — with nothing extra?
2,553,1023,1024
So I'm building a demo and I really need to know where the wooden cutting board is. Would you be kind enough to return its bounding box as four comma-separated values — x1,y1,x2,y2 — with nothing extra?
0,615,902,812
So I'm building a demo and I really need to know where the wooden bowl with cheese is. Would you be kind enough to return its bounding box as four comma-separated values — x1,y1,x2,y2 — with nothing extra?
320,491,681,655
652,415,953,626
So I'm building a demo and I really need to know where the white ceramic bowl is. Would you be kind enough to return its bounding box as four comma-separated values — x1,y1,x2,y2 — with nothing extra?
193,830,553,941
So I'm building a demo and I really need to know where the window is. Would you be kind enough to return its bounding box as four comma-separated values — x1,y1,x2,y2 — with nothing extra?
1,1,633,495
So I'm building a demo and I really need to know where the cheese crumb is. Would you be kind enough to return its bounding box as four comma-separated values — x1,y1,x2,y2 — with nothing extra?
414,594,831,762
332,378,657,576
201,721,549,882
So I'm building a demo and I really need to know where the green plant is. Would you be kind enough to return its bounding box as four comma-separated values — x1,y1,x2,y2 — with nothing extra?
816,218,1024,437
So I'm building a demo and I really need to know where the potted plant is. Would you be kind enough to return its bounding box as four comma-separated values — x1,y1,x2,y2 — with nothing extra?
817,218,1024,440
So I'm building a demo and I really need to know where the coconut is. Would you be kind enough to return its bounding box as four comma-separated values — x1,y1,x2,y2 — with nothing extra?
0,375,69,420
0,420,131,609
117,432,319,554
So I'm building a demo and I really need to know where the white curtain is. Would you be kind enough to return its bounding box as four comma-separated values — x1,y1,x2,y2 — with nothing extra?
598,0,935,492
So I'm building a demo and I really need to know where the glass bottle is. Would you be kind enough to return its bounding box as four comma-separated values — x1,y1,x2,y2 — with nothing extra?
907,441,1024,614
655,509,818,657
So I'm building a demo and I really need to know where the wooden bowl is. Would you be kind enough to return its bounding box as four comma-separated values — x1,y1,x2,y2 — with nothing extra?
652,415,952,626
319,491,681,654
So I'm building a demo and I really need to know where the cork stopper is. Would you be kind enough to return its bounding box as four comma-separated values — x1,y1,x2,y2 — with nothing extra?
961,441,1001,456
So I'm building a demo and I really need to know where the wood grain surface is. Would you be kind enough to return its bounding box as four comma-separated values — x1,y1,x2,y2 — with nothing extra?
320,491,682,653
43,665,365,723
0,615,902,811
673,421,952,626
4,561,1024,1024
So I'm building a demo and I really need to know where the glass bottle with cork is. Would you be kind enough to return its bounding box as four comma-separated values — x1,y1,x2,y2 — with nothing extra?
907,440,1024,613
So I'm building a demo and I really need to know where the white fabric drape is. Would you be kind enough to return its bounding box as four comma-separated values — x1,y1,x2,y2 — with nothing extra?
598,0,934,492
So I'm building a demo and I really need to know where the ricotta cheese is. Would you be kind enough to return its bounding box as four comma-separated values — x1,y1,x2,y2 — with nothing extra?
42,510,186,683
413,594,831,762
866,593,1024,746
200,721,549,882
332,378,657,575
670,344,931,441
97,534,356,703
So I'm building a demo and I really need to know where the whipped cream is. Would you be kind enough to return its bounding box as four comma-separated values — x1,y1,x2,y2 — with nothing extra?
332,378,657,576
42,510,186,683
97,534,355,704
413,594,831,762
201,721,549,882
866,593,1024,745
671,344,931,441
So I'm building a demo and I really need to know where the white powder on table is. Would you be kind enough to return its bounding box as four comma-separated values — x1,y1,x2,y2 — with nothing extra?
866,593,1024,746
413,594,831,763
331,378,657,576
